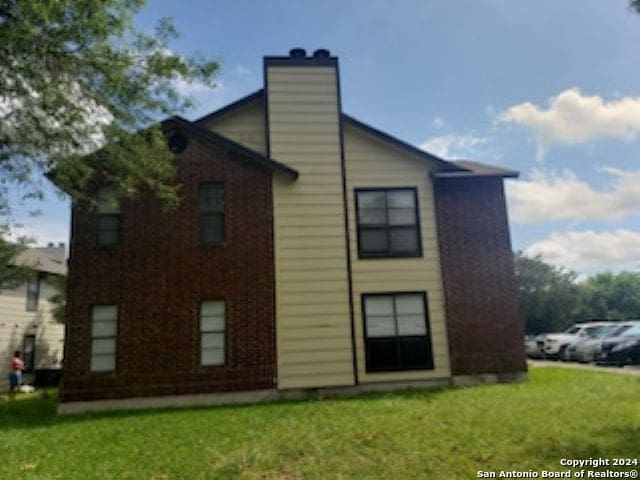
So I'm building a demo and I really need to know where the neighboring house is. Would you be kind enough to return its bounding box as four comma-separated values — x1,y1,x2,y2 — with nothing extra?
60,49,525,412
1,244,66,386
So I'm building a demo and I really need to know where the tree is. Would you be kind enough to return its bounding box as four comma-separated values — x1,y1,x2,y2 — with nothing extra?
513,252,580,334
577,272,640,320
0,0,219,213
48,274,67,323
0,237,33,290
631,0,640,13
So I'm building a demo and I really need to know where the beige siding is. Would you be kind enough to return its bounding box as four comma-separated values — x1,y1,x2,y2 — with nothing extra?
268,65,354,389
0,277,65,382
344,123,452,383
202,98,266,154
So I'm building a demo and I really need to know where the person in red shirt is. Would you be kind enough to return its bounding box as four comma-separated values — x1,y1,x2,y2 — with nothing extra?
9,351,24,400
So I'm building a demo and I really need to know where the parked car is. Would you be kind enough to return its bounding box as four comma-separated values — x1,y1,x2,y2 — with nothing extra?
573,322,639,363
562,322,620,361
543,322,610,360
525,335,545,359
595,324,640,366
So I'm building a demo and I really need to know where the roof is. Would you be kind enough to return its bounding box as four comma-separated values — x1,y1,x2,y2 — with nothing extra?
164,116,298,181
13,248,67,276
194,89,264,126
433,160,519,179
193,90,519,179
341,114,465,172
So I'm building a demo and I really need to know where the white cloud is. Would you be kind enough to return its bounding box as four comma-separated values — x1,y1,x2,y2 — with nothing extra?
497,88,640,159
419,134,488,159
506,166,640,224
524,230,640,275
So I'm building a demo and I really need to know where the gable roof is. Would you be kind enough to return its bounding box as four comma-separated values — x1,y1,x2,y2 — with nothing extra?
195,90,265,126
195,90,468,172
165,116,298,180
341,114,465,172
13,248,67,276
193,90,518,179
433,160,519,179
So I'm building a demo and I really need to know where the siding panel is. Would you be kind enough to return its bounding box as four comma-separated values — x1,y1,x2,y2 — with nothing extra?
203,99,266,154
268,63,354,389
344,123,452,383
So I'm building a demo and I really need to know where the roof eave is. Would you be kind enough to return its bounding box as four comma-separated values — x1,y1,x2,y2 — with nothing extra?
341,114,467,173
165,116,298,181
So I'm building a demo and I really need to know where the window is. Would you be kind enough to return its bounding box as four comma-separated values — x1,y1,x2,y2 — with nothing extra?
90,305,117,372
199,183,224,244
355,188,421,258
25,275,40,311
362,293,433,372
23,335,36,372
96,187,121,246
200,301,225,366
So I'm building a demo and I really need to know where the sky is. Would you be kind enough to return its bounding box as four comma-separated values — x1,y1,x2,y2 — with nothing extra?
11,0,640,277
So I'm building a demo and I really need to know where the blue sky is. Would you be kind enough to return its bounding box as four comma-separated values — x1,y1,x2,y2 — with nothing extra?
13,0,640,276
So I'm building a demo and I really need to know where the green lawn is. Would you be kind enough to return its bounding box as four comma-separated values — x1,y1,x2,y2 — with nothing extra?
1,367,639,479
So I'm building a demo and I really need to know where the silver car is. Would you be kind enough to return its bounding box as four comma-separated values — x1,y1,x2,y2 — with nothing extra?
573,322,640,363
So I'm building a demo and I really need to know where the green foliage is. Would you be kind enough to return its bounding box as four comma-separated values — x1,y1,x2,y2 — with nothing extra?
577,271,640,320
1,368,639,478
515,252,640,333
514,252,579,334
0,236,33,290
48,274,67,323
0,0,218,212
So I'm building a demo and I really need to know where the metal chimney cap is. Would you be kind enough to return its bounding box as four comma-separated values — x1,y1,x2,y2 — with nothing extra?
312,49,330,59
289,48,307,58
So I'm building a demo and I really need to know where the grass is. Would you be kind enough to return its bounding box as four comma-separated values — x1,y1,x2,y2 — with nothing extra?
0,367,639,479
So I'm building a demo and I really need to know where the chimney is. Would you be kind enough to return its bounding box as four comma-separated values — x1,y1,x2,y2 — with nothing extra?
264,50,355,389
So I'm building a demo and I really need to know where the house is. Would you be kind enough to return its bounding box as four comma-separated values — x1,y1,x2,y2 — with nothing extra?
1,244,66,387
59,49,526,413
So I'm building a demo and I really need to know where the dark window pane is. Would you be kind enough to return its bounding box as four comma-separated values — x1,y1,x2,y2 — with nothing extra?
387,190,415,208
97,230,119,246
26,277,39,311
390,227,419,254
360,229,388,253
366,338,399,370
358,208,386,225
201,213,224,244
356,188,420,258
199,184,224,212
388,208,415,226
399,337,432,368
97,215,120,231
96,215,120,246
357,191,386,209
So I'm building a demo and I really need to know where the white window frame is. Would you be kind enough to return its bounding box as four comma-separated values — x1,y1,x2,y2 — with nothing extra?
90,304,118,372
200,300,226,366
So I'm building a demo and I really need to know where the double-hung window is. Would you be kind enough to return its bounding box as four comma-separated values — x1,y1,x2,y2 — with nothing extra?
200,301,225,366
25,275,40,311
363,292,433,371
199,183,224,244
356,188,421,258
96,187,121,246
90,305,117,372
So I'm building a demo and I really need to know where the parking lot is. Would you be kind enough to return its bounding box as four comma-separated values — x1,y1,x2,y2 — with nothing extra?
528,359,640,376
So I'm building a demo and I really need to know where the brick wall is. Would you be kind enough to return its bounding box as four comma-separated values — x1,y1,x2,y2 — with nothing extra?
61,138,277,402
433,177,526,376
